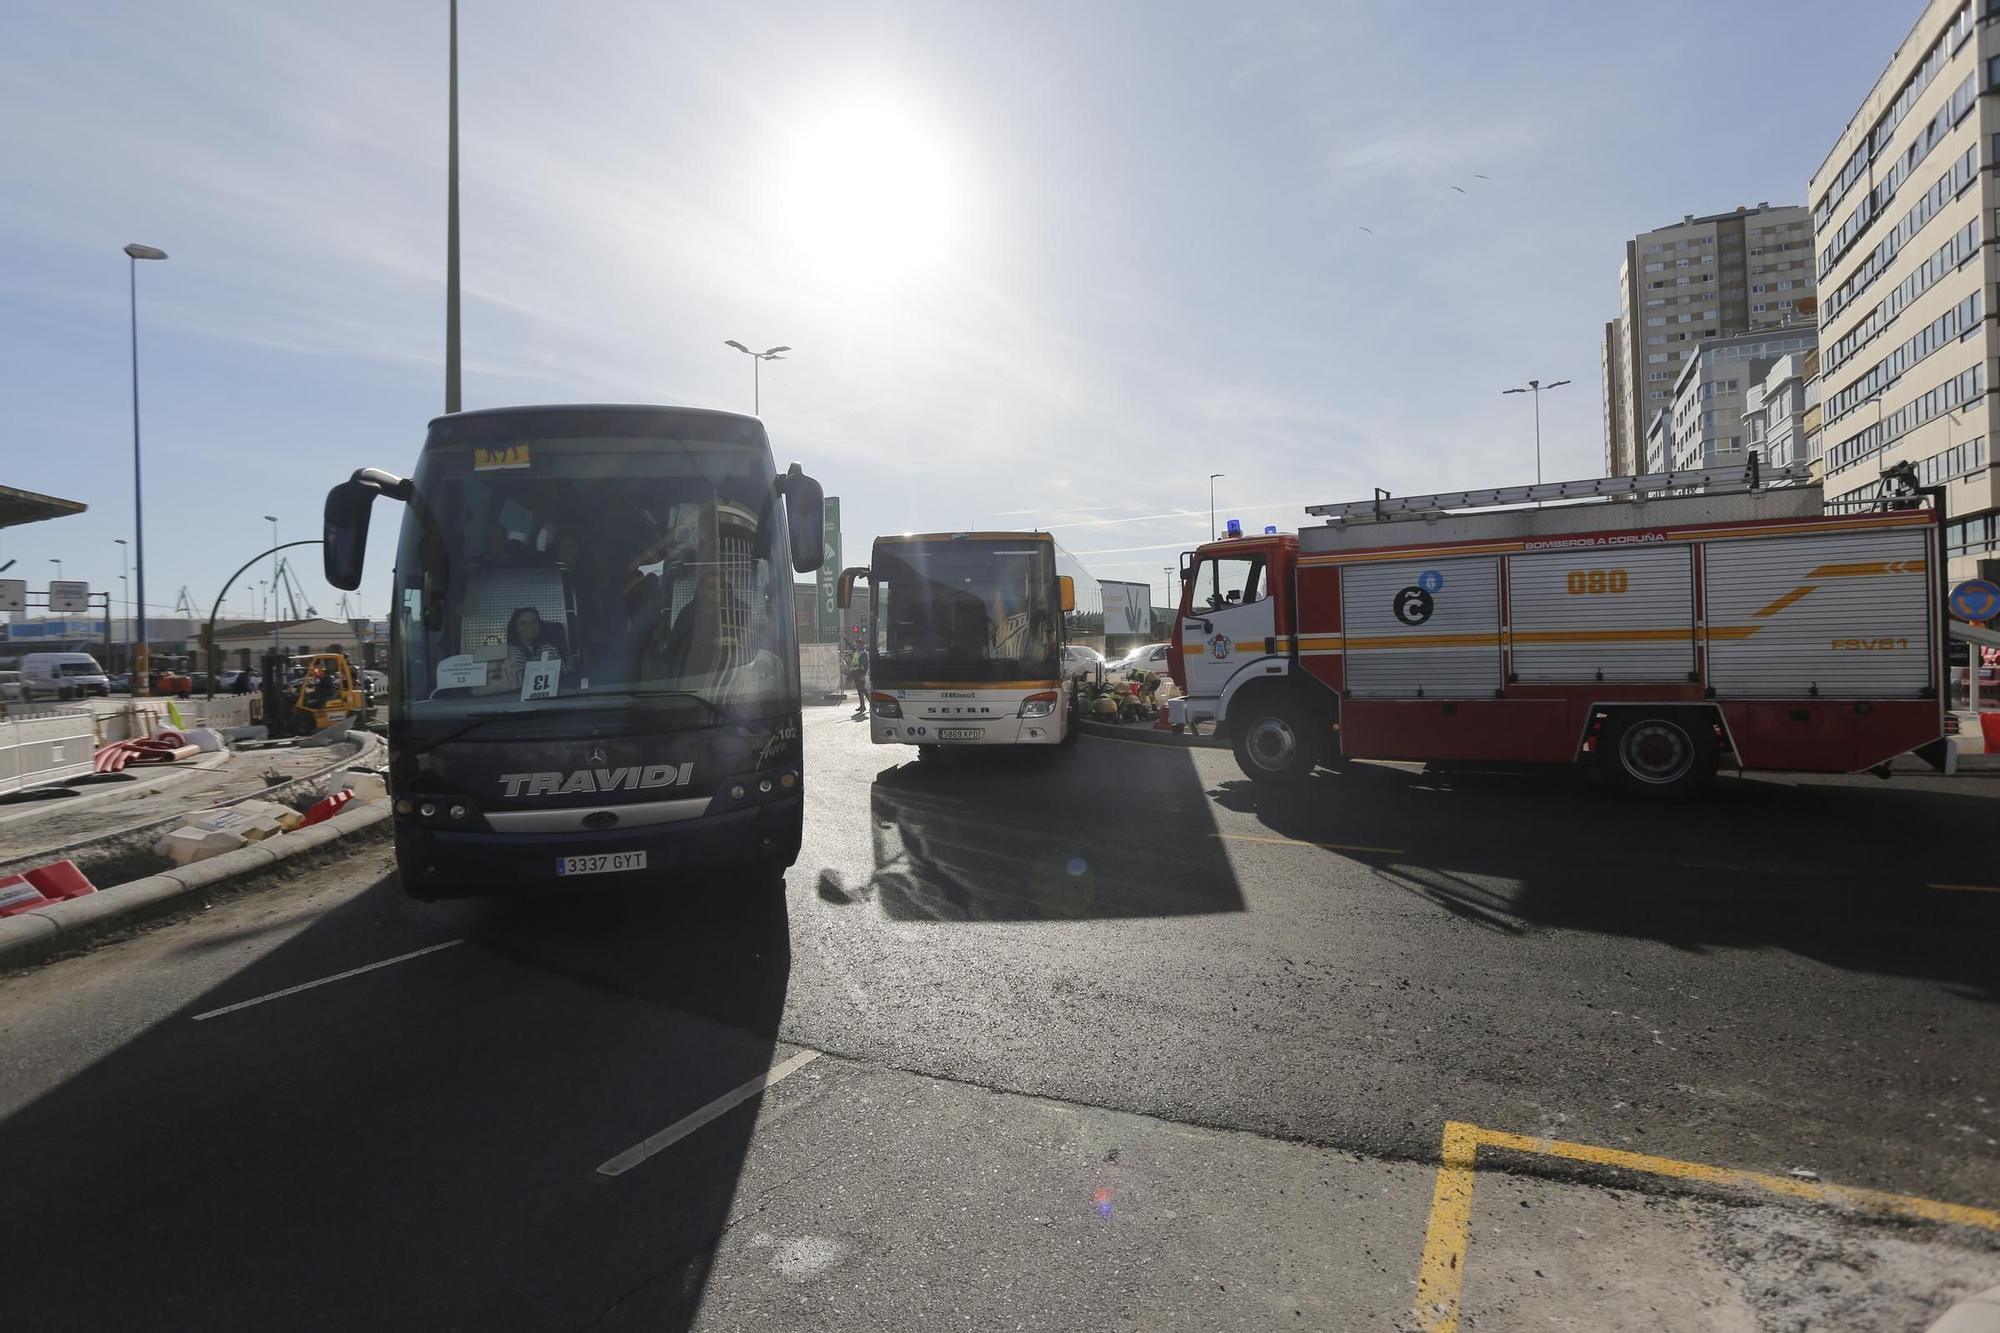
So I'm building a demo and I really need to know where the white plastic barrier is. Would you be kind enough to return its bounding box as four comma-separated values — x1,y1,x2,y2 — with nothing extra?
800,642,845,698
0,707,99,793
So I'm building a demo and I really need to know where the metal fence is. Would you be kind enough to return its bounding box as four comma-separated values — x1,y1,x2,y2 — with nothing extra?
800,642,846,699
0,706,98,793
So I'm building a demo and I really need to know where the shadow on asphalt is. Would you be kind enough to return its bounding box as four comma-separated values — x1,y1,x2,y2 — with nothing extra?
1209,761,2000,999
832,743,1246,921
0,869,793,1332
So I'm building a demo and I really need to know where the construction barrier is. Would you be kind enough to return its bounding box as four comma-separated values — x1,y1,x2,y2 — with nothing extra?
800,642,845,698
0,707,99,794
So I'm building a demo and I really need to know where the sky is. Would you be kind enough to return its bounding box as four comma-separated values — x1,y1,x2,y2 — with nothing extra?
0,0,1923,625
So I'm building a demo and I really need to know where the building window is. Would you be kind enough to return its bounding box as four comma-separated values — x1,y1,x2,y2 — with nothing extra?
1647,316,1666,326
1648,335,1666,345
1752,283,1766,293
1648,353,1668,363
1676,259,1690,268
1645,262,1664,273
1645,243,1664,254
1753,303,1767,312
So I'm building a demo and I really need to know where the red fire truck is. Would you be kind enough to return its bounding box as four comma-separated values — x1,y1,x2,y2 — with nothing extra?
1167,461,1949,797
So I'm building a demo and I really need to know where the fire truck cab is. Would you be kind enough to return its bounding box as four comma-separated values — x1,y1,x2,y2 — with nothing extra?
1169,461,1948,797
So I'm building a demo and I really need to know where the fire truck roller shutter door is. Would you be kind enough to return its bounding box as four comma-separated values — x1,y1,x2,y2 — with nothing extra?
1507,546,1695,683
1704,529,1932,699
1341,556,1501,698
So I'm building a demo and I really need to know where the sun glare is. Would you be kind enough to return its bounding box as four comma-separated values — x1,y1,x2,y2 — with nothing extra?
769,95,958,291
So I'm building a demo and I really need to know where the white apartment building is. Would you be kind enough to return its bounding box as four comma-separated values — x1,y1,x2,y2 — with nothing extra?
1605,203,1816,477
1810,0,1998,579
1743,349,1817,469
1655,327,1819,473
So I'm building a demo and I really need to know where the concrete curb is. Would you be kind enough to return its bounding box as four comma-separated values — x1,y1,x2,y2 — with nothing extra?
0,732,383,881
1927,1284,2000,1332
0,801,392,972
1076,718,1227,749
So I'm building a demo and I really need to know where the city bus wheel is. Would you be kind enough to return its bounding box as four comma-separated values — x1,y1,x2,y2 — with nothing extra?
1231,694,1317,786
1600,711,1717,800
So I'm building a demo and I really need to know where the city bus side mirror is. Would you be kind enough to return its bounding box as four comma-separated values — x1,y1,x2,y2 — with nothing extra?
324,468,410,592
1059,575,1076,612
836,567,867,609
780,465,825,574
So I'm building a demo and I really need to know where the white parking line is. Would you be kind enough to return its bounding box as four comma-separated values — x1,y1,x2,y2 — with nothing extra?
190,940,465,1022
596,1049,823,1178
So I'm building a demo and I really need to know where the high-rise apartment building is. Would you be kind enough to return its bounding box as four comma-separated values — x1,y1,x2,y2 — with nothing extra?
1603,203,1815,476
1810,0,1997,581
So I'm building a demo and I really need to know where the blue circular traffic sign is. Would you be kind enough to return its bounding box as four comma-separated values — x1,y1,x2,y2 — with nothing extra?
1950,578,2000,622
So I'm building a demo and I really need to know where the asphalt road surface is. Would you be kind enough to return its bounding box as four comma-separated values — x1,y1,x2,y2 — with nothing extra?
4,707,1999,1330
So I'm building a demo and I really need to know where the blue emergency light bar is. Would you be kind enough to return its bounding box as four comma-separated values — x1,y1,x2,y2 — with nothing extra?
1264,525,1278,535
1225,518,1242,538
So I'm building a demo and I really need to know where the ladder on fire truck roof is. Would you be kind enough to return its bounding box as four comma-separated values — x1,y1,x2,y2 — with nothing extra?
1305,456,1816,522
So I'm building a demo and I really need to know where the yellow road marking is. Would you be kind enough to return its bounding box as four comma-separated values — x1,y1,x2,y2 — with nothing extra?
1209,832,1405,854
1931,882,2000,893
1410,1119,2000,1332
1412,1121,1480,1333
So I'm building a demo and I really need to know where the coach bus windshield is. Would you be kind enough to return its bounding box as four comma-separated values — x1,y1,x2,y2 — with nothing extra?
869,538,1060,684
392,421,796,730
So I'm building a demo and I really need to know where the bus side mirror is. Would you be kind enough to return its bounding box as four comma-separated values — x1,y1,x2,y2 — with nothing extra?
324,468,410,592
1059,575,1076,613
780,465,825,574
324,480,375,592
836,567,867,610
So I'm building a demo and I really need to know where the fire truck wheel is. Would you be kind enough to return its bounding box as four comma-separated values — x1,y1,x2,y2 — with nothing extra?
1232,694,1318,785
1600,711,1717,799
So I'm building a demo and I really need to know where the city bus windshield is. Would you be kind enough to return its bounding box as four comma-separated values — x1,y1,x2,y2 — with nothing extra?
869,539,1059,683
393,423,796,728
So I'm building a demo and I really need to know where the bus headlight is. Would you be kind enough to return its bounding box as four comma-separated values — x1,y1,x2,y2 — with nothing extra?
1019,691,1060,719
871,693,902,718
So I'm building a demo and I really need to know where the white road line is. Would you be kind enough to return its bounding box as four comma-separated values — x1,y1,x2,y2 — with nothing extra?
596,1049,823,1178
190,940,465,1022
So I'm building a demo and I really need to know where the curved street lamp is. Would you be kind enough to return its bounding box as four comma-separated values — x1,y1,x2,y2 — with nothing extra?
724,340,791,415
1501,378,1570,485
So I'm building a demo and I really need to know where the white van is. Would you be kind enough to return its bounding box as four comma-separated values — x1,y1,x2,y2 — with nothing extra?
22,653,111,701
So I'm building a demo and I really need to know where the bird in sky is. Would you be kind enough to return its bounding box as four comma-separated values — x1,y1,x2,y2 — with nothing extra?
1451,185,1467,193
1358,225,1373,233
1473,174,1491,179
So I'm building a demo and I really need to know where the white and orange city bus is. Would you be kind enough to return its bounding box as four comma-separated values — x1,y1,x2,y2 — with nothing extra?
839,531,1090,751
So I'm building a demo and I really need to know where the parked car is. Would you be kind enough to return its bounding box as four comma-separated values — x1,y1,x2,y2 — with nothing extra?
106,672,133,693
1107,641,1173,675
221,670,262,693
0,669,24,703
1061,645,1106,678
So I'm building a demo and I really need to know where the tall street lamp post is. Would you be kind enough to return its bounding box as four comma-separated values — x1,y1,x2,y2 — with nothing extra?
1208,474,1225,540
723,341,790,414
125,242,167,695
115,539,129,665
1501,378,1570,485
49,558,63,581
266,515,281,663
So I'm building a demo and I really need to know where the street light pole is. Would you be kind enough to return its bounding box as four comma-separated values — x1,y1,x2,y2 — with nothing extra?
49,558,63,581
723,341,791,415
1209,473,1225,540
444,0,461,414
114,539,128,659
266,515,280,665
1501,378,1571,485
124,242,167,695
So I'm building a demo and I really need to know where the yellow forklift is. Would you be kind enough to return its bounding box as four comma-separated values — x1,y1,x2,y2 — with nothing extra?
261,652,369,736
